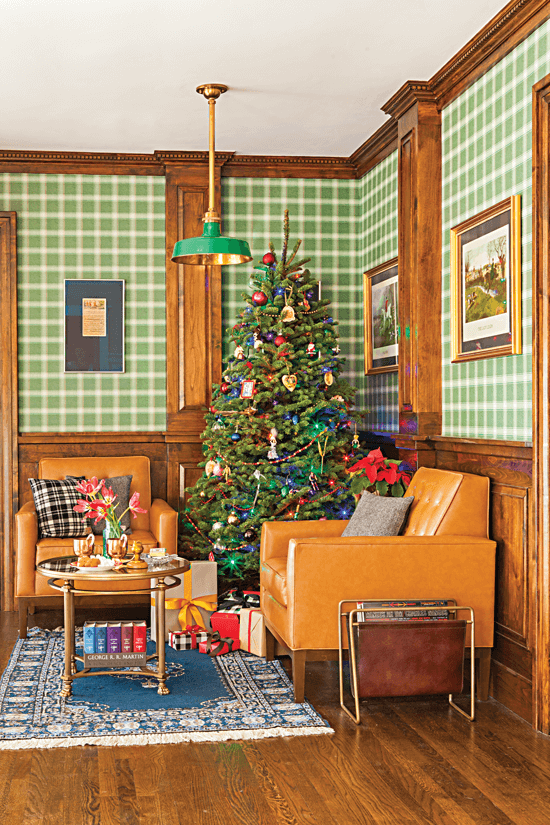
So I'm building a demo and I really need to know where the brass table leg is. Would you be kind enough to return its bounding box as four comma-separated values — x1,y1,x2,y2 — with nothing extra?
60,580,74,697
156,578,169,695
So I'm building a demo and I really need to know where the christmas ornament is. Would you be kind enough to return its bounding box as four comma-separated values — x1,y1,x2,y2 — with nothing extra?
234,345,245,359
331,395,345,403
253,333,262,350
281,305,296,322
274,287,286,297
212,522,224,531
231,432,241,442
274,335,287,347
213,541,226,554
351,423,360,449
269,427,278,439
265,331,276,342
244,528,257,541
324,372,334,386
227,512,239,525
306,343,316,357
301,298,311,311
213,463,223,477
305,290,315,300
263,252,276,265
240,379,256,399
252,291,268,306
267,447,278,460
333,344,341,354
205,460,216,476
282,374,297,391
221,382,230,393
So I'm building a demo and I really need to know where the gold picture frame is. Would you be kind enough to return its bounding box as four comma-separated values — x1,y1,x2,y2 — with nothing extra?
363,257,398,375
450,196,521,362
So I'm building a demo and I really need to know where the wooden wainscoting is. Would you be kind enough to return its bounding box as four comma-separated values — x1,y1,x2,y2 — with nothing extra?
432,437,535,724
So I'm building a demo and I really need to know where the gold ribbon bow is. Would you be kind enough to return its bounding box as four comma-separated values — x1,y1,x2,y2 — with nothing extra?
151,594,217,630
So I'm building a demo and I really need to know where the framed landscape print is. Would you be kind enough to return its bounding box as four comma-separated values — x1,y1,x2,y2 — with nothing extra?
363,258,398,375
450,196,521,362
65,279,125,372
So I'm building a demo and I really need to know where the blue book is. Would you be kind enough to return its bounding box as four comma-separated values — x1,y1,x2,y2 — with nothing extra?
83,622,96,654
95,622,108,653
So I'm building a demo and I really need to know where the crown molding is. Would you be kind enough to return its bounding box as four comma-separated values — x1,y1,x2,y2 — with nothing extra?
221,154,356,179
430,0,550,107
381,81,437,120
349,118,398,177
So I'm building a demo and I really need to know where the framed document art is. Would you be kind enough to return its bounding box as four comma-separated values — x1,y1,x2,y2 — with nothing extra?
65,279,125,373
363,258,398,375
450,196,521,362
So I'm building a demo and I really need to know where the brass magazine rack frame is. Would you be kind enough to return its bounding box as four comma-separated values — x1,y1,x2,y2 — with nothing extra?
338,599,476,724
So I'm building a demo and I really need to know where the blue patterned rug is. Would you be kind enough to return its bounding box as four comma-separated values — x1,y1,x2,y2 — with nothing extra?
0,628,333,749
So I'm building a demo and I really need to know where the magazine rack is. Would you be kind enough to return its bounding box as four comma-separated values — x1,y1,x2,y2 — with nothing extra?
338,599,475,724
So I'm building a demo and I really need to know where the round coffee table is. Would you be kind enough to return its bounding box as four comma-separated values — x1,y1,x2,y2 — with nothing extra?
36,555,190,697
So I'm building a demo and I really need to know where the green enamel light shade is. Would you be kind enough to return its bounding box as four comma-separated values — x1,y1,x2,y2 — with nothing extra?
171,221,252,266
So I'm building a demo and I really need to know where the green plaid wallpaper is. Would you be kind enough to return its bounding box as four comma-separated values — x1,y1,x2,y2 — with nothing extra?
0,173,166,432
357,152,399,432
442,20,550,441
220,177,362,392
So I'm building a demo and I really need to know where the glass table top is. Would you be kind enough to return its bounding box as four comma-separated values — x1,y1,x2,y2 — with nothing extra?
36,555,190,580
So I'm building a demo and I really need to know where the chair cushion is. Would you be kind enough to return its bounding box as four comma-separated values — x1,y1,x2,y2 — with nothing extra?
29,478,90,538
66,475,133,535
260,557,288,606
341,491,414,537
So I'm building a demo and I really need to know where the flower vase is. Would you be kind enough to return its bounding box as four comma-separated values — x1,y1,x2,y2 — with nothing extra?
102,522,122,557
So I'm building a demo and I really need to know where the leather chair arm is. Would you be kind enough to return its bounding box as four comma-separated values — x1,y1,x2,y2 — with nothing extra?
261,519,347,563
15,500,39,597
149,499,178,555
282,535,497,650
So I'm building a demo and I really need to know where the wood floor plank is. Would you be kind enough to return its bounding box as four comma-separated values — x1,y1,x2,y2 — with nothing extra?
163,742,229,825
98,747,121,825
393,701,550,825
212,741,280,825
115,755,141,825
362,701,515,825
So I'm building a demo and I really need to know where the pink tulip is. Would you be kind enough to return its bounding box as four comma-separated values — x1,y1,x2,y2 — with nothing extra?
100,485,117,506
73,499,92,515
74,477,103,496
128,491,147,517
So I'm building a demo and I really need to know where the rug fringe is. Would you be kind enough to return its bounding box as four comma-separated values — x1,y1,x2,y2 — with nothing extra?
0,725,334,751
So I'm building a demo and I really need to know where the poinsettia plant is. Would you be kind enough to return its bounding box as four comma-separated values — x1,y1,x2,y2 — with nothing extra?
73,477,147,537
347,448,411,499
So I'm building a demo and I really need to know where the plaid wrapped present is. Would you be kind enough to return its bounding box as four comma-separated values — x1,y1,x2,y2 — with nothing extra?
218,589,260,610
168,625,209,651
198,631,240,657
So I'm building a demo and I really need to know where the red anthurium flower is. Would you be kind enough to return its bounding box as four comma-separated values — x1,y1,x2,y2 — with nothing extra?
129,491,147,517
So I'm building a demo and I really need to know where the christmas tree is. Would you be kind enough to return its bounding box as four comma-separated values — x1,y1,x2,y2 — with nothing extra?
181,211,358,582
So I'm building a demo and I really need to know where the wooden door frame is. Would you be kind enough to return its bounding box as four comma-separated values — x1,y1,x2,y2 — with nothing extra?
532,75,550,735
0,212,18,612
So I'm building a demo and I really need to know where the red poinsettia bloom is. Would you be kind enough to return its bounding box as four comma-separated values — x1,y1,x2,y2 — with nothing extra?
129,491,147,517
347,447,386,484
74,477,103,496
378,462,399,485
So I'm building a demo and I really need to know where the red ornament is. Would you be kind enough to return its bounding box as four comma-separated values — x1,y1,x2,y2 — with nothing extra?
274,335,287,347
221,383,230,393
252,291,268,306
246,361,253,369
263,252,276,265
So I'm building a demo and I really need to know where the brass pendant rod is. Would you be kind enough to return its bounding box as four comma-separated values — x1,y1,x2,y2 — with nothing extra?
208,97,216,215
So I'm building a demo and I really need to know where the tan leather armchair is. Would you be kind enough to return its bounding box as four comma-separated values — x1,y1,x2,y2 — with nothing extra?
16,455,178,636
260,467,497,702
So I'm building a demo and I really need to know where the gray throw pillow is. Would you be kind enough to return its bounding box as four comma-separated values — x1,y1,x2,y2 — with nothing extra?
67,475,133,535
341,491,414,537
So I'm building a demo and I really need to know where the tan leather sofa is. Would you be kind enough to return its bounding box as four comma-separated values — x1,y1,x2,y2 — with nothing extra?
260,467,497,702
16,455,178,636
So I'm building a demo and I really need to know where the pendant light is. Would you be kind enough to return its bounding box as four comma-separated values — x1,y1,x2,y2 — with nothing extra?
171,84,252,266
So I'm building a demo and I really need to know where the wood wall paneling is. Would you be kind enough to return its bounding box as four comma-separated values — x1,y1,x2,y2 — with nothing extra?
0,213,18,612
383,84,442,438
532,73,550,734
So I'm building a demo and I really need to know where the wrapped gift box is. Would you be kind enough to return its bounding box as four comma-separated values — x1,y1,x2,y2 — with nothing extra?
218,590,260,610
198,633,240,657
210,608,240,642
239,608,266,657
211,606,266,657
168,628,209,650
151,560,217,641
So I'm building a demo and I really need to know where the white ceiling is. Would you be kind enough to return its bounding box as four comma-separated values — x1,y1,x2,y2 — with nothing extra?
1,0,507,158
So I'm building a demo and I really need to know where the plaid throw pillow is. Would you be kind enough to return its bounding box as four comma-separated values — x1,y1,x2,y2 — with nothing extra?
29,478,90,538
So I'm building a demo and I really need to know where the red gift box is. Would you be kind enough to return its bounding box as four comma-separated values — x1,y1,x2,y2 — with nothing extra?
210,609,240,642
198,631,239,657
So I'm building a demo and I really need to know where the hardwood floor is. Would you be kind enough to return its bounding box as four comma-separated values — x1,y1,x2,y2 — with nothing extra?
1,609,550,825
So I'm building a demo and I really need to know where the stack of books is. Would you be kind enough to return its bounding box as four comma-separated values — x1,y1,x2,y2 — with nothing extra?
82,620,147,666
356,600,450,622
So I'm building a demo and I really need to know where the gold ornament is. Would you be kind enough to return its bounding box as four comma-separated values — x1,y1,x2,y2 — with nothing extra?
282,374,297,391
227,512,239,525
324,372,334,386
281,305,296,322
